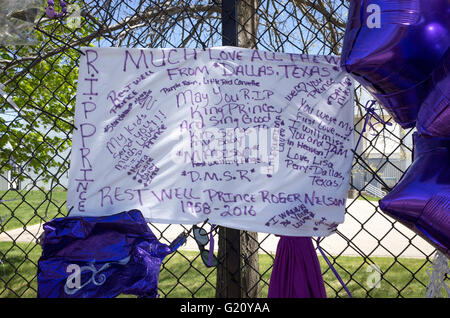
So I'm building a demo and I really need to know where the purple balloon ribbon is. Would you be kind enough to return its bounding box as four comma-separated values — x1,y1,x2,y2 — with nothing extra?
354,100,393,151
316,238,353,298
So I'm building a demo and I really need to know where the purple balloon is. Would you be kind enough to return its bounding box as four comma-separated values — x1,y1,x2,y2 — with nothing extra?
38,210,172,298
417,50,450,138
341,0,450,128
379,133,450,256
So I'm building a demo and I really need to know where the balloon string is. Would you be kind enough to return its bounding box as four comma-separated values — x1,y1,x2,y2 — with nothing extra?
316,237,353,298
354,100,393,151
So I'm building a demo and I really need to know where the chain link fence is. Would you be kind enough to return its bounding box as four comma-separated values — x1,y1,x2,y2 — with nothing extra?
0,0,443,298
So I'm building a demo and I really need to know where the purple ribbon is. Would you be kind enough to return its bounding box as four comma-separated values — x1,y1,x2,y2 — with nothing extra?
316,237,353,298
354,100,393,151
0,199,19,203
45,0,67,19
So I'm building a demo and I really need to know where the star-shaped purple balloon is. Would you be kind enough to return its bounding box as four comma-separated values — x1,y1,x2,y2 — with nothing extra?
341,0,449,128
417,50,450,138
379,133,450,256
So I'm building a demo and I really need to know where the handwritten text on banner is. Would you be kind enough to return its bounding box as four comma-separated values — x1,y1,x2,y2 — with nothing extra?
67,46,354,237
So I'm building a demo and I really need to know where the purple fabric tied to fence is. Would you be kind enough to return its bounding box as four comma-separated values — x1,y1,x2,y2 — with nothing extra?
37,209,172,298
268,236,326,298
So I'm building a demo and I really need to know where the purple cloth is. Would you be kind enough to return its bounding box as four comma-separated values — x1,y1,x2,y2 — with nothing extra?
37,209,172,298
268,236,326,298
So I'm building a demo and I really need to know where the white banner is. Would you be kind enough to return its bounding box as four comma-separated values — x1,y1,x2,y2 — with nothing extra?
67,46,354,237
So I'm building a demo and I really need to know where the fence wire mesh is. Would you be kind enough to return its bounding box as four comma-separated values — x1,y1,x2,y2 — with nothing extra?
0,0,444,298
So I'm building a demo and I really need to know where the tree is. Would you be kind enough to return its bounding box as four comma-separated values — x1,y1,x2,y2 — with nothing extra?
0,1,95,187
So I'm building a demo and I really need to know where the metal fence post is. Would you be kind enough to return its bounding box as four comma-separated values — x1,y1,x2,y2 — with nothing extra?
222,0,238,47
220,0,242,298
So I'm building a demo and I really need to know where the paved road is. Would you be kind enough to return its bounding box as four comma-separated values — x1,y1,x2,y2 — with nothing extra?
0,199,436,258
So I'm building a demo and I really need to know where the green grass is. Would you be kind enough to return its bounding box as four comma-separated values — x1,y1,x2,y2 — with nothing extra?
0,242,433,298
0,189,68,232
0,242,42,297
319,256,431,298
356,195,380,202
0,190,434,298
0,189,380,232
